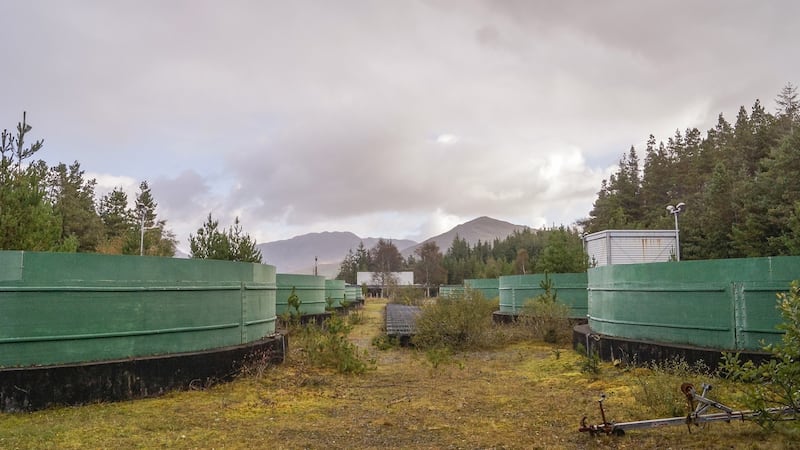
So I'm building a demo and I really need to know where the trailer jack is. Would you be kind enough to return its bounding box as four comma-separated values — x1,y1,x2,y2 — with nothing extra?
579,383,796,436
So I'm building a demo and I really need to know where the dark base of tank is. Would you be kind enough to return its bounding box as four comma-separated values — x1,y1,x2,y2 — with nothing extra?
493,310,589,326
572,324,771,371
0,334,286,412
492,311,518,324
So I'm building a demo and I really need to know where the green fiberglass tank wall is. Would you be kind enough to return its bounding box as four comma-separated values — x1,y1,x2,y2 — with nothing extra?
325,279,346,308
276,273,326,316
345,284,362,303
498,273,588,319
464,278,499,300
587,256,800,351
0,251,277,368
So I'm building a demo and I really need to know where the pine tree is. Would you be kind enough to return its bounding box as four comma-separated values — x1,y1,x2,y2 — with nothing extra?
98,188,134,238
47,161,104,252
189,213,231,260
189,213,262,262
227,216,262,263
0,113,60,251
336,249,357,283
124,181,176,256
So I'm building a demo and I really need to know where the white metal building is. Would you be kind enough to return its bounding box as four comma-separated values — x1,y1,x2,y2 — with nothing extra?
356,271,414,286
584,230,677,266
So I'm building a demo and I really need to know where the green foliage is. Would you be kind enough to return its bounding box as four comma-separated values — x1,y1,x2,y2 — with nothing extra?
581,84,800,260
98,187,133,239
517,276,571,344
519,301,571,344
538,227,588,273
336,248,358,283
47,161,105,252
286,287,302,320
719,281,800,428
189,213,262,262
368,239,404,294
412,290,497,351
189,213,228,259
413,241,447,292
0,113,177,255
297,315,375,374
371,334,399,350
390,285,425,306
575,343,601,376
227,217,262,262
51,234,80,253
346,310,364,326
424,346,455,369
337,241,372,284
124,181,176,256
632,357,712,418
0,113,61,251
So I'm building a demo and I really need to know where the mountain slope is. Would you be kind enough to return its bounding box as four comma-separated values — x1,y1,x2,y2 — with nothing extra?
402,216,526,257
258,231,416,274
258,216,526,275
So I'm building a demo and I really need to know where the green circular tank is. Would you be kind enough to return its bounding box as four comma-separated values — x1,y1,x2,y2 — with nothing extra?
587,256,800,351
345,284,361,304
498,273,587,319
464,278,499,300
276,273,326,316
325,279,346,309
439,285,465,299
0,251,277,368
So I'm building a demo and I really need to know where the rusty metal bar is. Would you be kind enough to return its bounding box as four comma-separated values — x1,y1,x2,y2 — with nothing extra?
579,383,796,436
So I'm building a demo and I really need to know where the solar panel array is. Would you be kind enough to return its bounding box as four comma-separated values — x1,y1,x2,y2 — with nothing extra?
385,303,421,337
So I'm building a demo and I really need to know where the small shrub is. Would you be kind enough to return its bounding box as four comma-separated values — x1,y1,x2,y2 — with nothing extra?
391,285,426,306
576,343,601,376
412,290,498,351
347,310,365,326
372,334,399,350
424,346,454,369
294,315,375,374
632,357,711,418
719,281,800,429
287,287,302,321
517,276,571,344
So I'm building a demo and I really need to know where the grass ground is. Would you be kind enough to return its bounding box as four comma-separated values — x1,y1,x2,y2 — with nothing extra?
0,298,798,449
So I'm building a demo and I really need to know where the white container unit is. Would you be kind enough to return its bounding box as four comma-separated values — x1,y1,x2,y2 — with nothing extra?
584,230,677,266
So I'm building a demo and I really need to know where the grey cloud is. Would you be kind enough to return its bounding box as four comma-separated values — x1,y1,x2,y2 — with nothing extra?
1,1,798,244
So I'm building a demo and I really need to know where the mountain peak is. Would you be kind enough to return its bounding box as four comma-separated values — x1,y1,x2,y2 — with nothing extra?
402,216,526,256
257,232,416,275
256,216,526,275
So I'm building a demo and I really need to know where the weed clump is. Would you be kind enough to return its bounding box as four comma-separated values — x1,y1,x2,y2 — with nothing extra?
390,285,427,306
293,315,375,374
575,343,601,376
516,273,572,344
632,357,712,417
412,290,498,352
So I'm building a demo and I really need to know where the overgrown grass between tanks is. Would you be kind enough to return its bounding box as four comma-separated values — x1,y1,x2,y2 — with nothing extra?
0,297,795,449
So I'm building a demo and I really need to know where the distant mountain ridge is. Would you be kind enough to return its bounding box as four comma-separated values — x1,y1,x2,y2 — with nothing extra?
257,216,527,277
257,231,416,275
401,216,526,257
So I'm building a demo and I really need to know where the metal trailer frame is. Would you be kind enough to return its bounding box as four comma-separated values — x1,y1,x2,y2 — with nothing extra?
579,383,796,436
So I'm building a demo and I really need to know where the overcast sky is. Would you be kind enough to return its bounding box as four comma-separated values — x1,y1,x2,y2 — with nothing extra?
2,1,797,254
